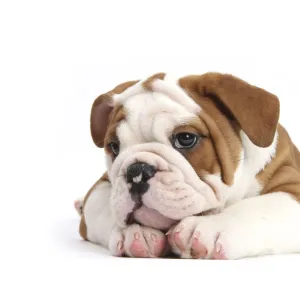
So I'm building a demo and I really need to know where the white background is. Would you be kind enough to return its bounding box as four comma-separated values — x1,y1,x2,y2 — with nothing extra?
1,0,300,299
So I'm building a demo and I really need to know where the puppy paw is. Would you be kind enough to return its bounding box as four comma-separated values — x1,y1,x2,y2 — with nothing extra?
109,224,168,258
167,216,229,259
74,197,84,216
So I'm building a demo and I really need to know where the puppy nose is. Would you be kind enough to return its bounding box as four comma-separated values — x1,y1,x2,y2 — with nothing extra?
127,162,156,184
127,162,156,196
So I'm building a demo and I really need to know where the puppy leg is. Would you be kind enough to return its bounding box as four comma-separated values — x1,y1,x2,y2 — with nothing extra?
168,192,300,259
80,176,168,257
80,177,116,247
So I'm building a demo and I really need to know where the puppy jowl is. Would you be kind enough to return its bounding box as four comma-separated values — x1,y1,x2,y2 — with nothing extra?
76,72,300,259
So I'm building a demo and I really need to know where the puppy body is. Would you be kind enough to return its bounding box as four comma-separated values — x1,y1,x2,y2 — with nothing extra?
76,72,300,259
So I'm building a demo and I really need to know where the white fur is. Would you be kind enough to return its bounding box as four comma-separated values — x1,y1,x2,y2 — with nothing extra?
81,75,300,259
116,91,199,150
108,143,220,228
204,130,279,206
170,192,300,259
113,74,200,114
113,79,145,104
83,180,167,257
240,130,278,174
84,181,117,247
107,82,218,229
151,79,200,114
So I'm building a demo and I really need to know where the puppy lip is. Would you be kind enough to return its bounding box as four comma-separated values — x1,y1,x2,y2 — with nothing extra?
125,201,142,225
125,212,135,225
133,205,177,230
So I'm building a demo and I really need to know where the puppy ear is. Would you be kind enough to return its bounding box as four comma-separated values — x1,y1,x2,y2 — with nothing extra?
90,80,139,148
90,94,113,148
183,73,280,147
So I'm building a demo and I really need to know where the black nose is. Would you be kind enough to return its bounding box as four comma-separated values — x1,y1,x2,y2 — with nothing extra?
127,162,156,183
127,162,156,195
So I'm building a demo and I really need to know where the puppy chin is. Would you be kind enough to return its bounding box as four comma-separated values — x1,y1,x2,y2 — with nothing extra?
133,205,177,230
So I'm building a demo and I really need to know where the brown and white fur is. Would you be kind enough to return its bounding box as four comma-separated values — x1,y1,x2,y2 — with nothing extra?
75,72,300,259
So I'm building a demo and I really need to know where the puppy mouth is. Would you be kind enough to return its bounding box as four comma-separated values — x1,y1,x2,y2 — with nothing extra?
125,182,177,231
126,203,177,231
121,170,219,230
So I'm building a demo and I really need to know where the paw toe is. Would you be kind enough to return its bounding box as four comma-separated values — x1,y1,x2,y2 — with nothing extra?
153,237,167,257
173,231,186,252
143,228,167,257
211,243,227,260
191,234,208,258
74,199,83,215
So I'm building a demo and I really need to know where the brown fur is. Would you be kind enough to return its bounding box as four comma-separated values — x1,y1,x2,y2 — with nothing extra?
143,73,166,90
90,80,138,147
178,73,300,200
104,106,126,155
179,73,280,147
177,78,243,186
172,116,240,187
83,72,300,243
257,125,300,200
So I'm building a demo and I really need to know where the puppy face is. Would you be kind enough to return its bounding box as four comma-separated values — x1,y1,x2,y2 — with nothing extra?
90,73,280,230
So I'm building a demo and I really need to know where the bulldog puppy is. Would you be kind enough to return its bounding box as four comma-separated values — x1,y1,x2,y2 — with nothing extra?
75,72,300,259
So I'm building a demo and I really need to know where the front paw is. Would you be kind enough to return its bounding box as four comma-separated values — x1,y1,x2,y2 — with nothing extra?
109,224,168,258
167,216,229,259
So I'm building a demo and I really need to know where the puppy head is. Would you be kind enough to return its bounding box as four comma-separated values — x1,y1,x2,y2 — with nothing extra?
90,73,279,230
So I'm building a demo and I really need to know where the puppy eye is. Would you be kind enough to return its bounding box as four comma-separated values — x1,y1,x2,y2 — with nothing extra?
108,142,120,156
173,132,199,149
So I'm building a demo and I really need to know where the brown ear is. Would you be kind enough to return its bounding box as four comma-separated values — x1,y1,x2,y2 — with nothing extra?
90,94,113,148
90,80,140,148
182,73,280,148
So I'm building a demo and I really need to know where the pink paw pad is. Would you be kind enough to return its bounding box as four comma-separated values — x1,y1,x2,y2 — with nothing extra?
129,232,148,258
191,232,208,258
211,243,227,260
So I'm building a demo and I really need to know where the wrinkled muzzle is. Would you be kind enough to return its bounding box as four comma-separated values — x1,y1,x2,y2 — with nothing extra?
108,143,220,230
